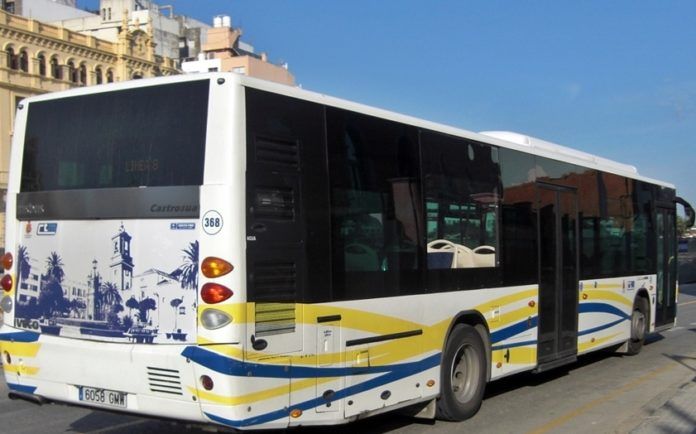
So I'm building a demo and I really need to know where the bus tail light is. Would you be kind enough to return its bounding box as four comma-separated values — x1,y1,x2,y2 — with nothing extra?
200,375,214,391
1,274,12,292
0,296,12,313
201,308,232,330
201,257,233,278
1,252,13,271
201,283,233,304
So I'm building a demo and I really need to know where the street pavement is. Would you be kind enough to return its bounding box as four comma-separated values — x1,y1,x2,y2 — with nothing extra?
1,284,696,433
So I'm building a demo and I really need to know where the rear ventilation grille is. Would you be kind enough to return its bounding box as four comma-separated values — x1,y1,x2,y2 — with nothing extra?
255,302,296,337
253,262,297,301
146,367,183,395
254,187,295,221
255,136,299,168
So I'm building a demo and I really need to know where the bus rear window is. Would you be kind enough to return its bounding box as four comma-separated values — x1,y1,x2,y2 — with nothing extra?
21,79,209,192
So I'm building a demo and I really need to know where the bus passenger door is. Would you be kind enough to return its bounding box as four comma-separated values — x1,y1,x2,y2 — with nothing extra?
537,184,579,366
654,206,677,328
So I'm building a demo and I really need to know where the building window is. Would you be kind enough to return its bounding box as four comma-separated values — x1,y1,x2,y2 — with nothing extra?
106,69,114,83
37,54,46,76
19,49,28,72
79,63,87,85
95,66,103,84
132,72,143,79
5,46,17,69
50,56,61,79
67,60,78,83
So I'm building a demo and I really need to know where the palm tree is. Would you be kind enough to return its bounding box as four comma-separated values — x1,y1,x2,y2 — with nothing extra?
45,252,64,283
178,241,199,289
17,245,31,283
170,298,183,331
99,282,122,320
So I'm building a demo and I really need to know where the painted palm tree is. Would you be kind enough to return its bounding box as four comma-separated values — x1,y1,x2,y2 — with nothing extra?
99,282,122,320
170,298,183,331
178,241,199,289
17,245,31,283
45,252,65,283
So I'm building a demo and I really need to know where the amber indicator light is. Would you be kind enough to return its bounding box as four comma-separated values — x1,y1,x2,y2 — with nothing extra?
1,253,13,271
201,257,233,278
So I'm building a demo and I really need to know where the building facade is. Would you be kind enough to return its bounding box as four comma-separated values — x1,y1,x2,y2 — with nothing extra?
182,16,295,86
0,8,178,245
50,0,209,61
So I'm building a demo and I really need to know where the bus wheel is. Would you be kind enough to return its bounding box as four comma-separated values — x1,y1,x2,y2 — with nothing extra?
436,324,487,421
626,297,649,355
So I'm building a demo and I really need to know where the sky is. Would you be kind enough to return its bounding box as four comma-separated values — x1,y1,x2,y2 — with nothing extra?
80,1,696,209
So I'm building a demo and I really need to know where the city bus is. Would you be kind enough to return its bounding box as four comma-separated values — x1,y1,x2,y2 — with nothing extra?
0,73,693,430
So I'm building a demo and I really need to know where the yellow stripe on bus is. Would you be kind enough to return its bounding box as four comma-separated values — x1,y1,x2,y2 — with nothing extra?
578,333,622,352
0,341,41,358
2,363,39,376
581,290,632,307
188,377,336,405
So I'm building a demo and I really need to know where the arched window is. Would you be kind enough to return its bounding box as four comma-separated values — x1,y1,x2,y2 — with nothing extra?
106,69,114,83
19,49,28,72
5,46,17,69
95,66,103,84
132,71,143,80
37,54,46,76
79,63,87,85
50,56,61,79
67,60,78,83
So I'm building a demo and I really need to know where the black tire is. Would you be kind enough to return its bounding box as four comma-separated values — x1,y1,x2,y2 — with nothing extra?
436,324,487,421
626,297,649,356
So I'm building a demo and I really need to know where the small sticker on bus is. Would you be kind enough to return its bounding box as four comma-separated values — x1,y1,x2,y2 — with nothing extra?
37,223,58,235
170,222,196,230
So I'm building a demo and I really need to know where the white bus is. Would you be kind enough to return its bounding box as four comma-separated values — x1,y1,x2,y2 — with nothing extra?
0,73,693,429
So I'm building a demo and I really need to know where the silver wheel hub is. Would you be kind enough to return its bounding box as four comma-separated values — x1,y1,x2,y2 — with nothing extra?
450,344,480,403
631,308,646,341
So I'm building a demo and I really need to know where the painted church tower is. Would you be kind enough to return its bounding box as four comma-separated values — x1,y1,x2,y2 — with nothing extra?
110,223,134,292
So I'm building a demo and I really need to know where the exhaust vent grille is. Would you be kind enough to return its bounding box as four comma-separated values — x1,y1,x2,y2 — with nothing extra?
146,367,183,395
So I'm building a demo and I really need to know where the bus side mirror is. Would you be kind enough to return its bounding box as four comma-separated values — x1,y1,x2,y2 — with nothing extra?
676,196,695,228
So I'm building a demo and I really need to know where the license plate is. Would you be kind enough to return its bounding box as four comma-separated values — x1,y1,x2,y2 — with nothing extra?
78,386,127,408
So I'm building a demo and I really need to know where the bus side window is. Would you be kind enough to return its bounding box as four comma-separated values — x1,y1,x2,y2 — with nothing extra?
422,132,500,270
327,107,423,299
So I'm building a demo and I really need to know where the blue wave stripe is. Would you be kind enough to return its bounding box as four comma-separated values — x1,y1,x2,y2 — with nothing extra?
579,318,626,336
578,302,630,320
490,316,538,344
183,346,438,378
204,353,441,428
7,383,37,394
0,331,40,343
